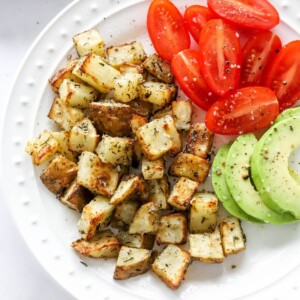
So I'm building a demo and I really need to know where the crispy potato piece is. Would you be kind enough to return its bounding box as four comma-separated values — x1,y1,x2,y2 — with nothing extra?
152,106,173,120
156,213,188,245
142,156,164,180
189,193,218,233
172,100,192,131
185,123,214,159
169,153,211,183
119,62,147,79
147,176,170,209
128,99,152,118
117,231,155,250
152,244,191,290
220,217,246,256
77,151,119,197
114,246,154,280
130,114,148,135
78,195,115,240
40,155,78,194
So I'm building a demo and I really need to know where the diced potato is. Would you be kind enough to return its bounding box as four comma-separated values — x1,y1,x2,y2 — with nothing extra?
58,79,98,109
60,179,93,212
130,114,147,135
167,177,199,210
25,130,59,165
107,41,146,68
136,115,180,160
142,54,174,84
96,135,134,166
77,151,119,197
152,244,191,290
111,200,140,230
69,118,100,153
172,100,192,131
185,123,214,159
119,62,147,79
73,29,105,57
114,246,154,280
78,195,115,240
114,73,144,103
128,99,152,118
40,155,78,194
72,52,121,93
89,101,132,137
189,193,218,233
49,59,83,93
140,82,177,106
156,213,188,245
189,230,224,263
110,175,145,205
219,217,246,256
152,106,173,120
129,202,160,234
147,176,170,209
142,156,164,180
169,153,211,183
117,231,155,250
48,97,85,132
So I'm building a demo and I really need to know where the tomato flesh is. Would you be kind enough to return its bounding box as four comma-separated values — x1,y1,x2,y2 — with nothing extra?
172,49,218,111
205,87,279,135
147,0,190,61
199,19,241,97
208,0,280,30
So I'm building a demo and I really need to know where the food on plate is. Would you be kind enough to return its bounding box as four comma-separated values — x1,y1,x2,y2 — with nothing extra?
275,106,300,124
117,230,155,250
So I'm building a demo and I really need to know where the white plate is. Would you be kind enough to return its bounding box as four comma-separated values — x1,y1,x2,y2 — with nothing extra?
1,0,300,299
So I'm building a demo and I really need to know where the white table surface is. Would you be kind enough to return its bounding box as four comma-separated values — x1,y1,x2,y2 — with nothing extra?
0,0,74,299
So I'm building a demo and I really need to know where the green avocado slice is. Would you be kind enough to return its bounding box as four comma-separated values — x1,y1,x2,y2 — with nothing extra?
250,117,300,219
226,134,295,224
275,106,300,124
212,143,261,223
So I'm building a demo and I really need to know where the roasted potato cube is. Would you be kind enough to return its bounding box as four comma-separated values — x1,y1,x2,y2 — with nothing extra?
48,97,85,132
110,175,145,205
169,153,211,183
73,29,105,57
111,200,140,229
89,101,132,137
59,179,93,212
156,213,188,245
140,82,177,106
114,246,154,280
58,79,98,109
77,151,119,197
117,231,155,250
185,123,214,159
69,118,100,153
49,59,83,93
142,54,174,83
114,73,144,103
152,106,173,120
72,52,121,93
129,202,160,234
142,156,164,180
189,230,224,263
40,155,78,194
95,135,134,166
128,99,152,118
130,114,148,135
78,195,115,240
147,176,170,209
152,244,191,290
172,100,192,131
107,41,146,68
119,62,147,79
189,193,218,233
220,217,246,256
25,130,59,165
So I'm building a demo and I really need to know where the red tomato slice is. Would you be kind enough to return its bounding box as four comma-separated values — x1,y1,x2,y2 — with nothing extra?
147,0,190,61
184,5,215,43
205,87,279,135
264,40,300,111
241,31,282,87
199,19,241,97
207,0,280,30
171,49,218,111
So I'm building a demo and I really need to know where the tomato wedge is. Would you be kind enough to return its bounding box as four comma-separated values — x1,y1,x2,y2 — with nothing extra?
205,87,279,135
241,31,282,87
184,5,215,43
208,0,280,30
147,0,190,61
171,49,218,111
199,19,241,97
264,40,300,111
